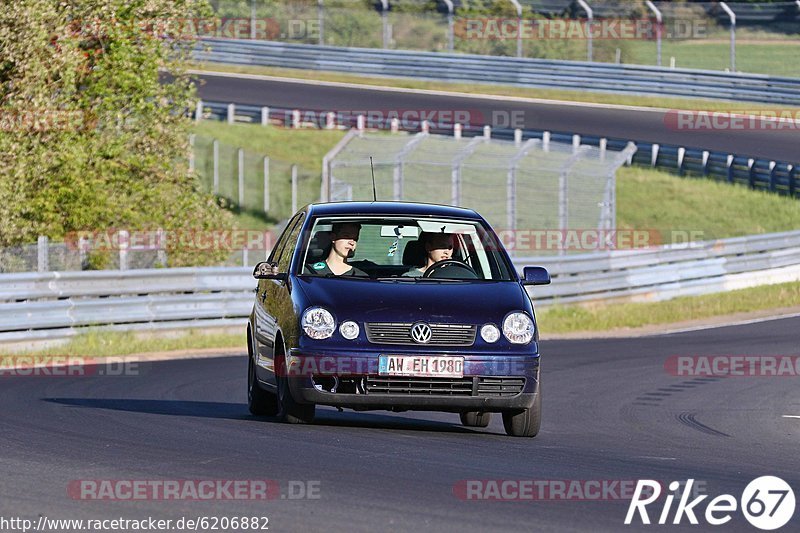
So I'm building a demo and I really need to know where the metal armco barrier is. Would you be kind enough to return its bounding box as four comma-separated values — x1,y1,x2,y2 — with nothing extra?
193,39,800,105
2,231,800,345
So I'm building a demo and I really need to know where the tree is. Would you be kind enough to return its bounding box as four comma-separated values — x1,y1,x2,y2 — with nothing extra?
0,0,234,266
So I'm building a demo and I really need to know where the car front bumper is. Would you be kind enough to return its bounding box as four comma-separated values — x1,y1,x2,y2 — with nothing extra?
286,349,540,412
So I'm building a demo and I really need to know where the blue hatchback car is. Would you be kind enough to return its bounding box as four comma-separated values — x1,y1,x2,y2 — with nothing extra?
247,202,550,437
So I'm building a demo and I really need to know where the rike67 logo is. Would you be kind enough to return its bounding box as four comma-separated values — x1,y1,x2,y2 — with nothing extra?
625,477,795,530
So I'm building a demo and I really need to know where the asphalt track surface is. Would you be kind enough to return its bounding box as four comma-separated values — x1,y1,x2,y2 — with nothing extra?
195,73,800,163
2,316,799,532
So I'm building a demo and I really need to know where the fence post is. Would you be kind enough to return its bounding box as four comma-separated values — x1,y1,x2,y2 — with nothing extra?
769,161,777,192
238,148,245,207
509,0,523,58
514,128,522,147
720,2,737,71
702,151,710,176
599,138,608,161
326,112,336,130
789,165,796,197
213,139,219,194
250,0,257,39
651,144,660,167
195,99,203,122
380,0,390,48
261,106,270,126
483,125,491,139
118,230,129,271
443,0,455,52
157,228,167,267
37,236,49,272
677,147,686,175
543,131,550,152
646,1,662,66
748,158,756,189
577,0,594,61
263,156,270,215
558,170,568,256
243,247,249,267
188,134,195,174
572,134,581,154
727,154,735,183
227,103,235,124
79,236,89,270
318,0,325,45
291,164,298,214
357,114,365,132
292,109,301,129
506,168,516,233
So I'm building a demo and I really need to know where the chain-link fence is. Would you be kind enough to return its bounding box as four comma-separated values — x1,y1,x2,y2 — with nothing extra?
326,131,636,255
206,0,800,76
191,134,320,221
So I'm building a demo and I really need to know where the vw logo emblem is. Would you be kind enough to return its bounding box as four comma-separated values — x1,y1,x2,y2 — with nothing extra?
410,322,432,344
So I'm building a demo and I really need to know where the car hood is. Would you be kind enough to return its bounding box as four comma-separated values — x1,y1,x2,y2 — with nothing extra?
294,277,530,323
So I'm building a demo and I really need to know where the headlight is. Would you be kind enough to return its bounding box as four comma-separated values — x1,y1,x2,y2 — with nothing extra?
503,312,534,344
301,307,335,339
480,324,500,343
339,321,360,340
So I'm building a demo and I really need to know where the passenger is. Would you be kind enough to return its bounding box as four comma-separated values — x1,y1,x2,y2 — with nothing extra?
403,232,455,277
307,222,368,277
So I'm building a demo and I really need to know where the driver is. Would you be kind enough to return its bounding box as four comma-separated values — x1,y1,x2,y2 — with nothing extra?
402,231,454,277
306,222,367,277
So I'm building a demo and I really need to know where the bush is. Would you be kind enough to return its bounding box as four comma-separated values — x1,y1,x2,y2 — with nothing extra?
0,0,235,267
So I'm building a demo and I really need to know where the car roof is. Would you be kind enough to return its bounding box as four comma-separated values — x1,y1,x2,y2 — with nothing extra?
305,201,483,219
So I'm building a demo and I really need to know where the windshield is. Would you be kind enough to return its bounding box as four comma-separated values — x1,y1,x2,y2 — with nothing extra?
296,216,515,281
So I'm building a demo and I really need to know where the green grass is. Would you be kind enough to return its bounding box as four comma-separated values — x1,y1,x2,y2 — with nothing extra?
617,166,800,242
537,281,800,334
625,40,800,77
12,330,245,358
192,63,800,113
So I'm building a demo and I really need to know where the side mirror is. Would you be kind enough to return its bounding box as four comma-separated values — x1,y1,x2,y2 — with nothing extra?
522,266,551,286
253,261,287,281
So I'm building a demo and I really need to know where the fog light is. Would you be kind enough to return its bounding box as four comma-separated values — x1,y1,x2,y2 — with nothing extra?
339,321,360,340
480,324,500,343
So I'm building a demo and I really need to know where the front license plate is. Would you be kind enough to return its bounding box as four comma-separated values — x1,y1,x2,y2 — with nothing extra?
379,355,464,378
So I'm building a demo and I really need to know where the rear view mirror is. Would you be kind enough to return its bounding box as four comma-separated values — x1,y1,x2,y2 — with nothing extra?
522,266,551,286
253,261,287,280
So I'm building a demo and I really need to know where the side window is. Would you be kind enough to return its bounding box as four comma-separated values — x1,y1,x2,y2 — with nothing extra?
268,214,302,266
277,214,305,273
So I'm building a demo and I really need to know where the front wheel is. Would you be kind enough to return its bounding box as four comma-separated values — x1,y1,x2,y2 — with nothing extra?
460,411,491,428
248,356,278,416
276,358,315,424
502,390,541,438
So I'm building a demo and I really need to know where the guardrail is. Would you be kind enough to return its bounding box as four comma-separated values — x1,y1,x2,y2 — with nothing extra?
200,101,799,198
3,230,800,346
194,38,800,105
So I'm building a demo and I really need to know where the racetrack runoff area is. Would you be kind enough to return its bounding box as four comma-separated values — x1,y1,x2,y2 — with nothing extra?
323,130,637,255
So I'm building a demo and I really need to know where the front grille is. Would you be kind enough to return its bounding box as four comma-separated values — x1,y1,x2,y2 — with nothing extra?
365,376,525,397
365,322,476,346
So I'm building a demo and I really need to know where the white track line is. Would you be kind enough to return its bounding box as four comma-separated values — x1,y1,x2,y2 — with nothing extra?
650,311,800,337
783,415,800,419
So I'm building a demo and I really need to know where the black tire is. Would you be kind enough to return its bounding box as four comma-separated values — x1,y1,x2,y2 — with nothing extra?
276,357,315,424
248,355,278,416
460,411,491,428
502,390,541,438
